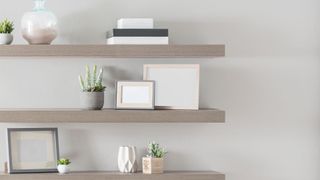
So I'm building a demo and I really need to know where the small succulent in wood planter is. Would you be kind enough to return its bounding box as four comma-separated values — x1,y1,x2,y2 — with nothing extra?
57,158,71,174
143,141,167,174
0,19,14,45
79,65,106,110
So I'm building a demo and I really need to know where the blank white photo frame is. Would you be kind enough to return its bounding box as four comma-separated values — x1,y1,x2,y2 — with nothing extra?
143,64,200,110
116,81,155,109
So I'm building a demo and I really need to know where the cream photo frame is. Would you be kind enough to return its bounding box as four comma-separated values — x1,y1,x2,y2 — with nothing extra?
143,64,200,110
116,81,155,109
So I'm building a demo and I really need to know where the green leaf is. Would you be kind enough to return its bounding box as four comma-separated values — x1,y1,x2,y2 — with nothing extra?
93,65,97,87
85,65,91,90
0,19,14,34
147,141,167,158
79,75,85,91
79,65,106,92
58,158,71,165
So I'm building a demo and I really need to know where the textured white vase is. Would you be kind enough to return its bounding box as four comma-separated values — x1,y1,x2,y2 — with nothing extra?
118,146,138,173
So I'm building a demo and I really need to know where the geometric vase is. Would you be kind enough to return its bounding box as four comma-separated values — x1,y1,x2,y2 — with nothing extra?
118,146,138,173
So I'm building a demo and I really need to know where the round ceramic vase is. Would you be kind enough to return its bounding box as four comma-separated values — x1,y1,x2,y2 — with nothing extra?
21,0,58,44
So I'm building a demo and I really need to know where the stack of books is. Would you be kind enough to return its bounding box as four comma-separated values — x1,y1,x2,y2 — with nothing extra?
107,18,169,45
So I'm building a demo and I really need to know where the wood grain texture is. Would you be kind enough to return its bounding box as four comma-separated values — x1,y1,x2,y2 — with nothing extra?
0,45,225,58
0,171,225,180
0,109,225,123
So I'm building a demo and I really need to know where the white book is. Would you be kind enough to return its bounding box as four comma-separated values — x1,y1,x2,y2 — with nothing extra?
117,18,154,29
107,37,169,45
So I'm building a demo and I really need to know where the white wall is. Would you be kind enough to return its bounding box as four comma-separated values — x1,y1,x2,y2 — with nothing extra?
0,0,319,179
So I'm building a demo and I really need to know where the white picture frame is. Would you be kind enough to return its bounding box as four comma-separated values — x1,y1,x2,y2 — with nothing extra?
7,128,60,174
143,64,200,110
116,81,155,109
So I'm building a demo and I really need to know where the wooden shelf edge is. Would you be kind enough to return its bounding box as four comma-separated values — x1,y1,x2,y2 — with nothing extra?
0,109,225,123
0,171,225,180
0,44,225,58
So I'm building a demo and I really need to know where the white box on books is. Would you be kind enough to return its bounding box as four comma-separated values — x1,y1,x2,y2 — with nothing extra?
107,37,168,45
117,18,154,29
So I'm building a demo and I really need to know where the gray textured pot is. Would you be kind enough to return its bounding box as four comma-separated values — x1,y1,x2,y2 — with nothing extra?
0,34,13,45
80,92,104,110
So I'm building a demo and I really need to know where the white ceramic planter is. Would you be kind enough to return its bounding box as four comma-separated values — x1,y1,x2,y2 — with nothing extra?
80,91,104,110
118,146,138,173
57,165,70,174
0,34,13,45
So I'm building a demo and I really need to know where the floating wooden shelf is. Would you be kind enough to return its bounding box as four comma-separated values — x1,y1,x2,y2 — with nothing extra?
0,45,225,58
0,109,225,123
0,171,225,180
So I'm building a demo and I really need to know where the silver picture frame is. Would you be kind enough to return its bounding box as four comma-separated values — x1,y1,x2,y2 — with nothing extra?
7,128,60,174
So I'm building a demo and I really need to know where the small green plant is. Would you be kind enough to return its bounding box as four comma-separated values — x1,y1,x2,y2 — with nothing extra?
0,19,14,34
57,158,71,165
79,65,106,92
147,141,167,158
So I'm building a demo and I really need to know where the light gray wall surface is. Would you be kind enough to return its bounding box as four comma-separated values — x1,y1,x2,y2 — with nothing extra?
0,0,319,180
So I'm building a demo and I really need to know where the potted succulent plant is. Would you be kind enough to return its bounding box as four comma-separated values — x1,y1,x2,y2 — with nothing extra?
57,158,71,174
0,19,14,45
79,65,106,110
142,141,167,174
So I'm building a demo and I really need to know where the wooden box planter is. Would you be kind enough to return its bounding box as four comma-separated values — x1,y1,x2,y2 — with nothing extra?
142,157,164,174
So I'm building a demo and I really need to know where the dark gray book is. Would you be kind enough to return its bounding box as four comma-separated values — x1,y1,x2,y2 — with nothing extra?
107,29,169,38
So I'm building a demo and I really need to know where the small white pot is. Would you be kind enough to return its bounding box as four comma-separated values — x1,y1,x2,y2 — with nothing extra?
0,34,13,45
57,165,70,174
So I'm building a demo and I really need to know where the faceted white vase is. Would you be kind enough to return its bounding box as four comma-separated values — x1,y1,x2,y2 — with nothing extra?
118,146,138,173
